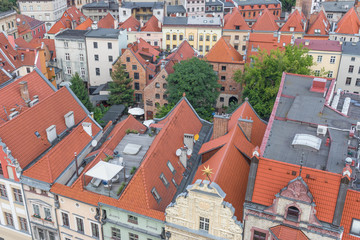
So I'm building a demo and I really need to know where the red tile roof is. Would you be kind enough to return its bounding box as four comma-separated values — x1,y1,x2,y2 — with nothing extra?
223,7,250,30
0,87,88,169
15,37,34,49
295,39,342,52
98,13,116,29
306,10,330,36
23,117,100,183
29,38,56,59
194,101,266,220
16,14,44,35
0,69,11,85
280,10,305,33
65,6,86,25
164,40,197,74
47,19,70,34
270,225,309,240
252,8,279,32
0,70,55,126
335,7,360,34
141,15,161,32
340,189,360,240
119,16,140,31
75,18,93,30
205,36,243,63
252,158,341,223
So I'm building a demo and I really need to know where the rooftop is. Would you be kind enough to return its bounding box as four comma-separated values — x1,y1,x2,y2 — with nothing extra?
121,1,164,9
295,39,342,52
320,1,354,13
261,73,360,185
342,41,360,55
82,0,119,9
334,7,360,35
167,5,186,13
119,15,140,31
252,8,279,32
0,10,16,19
98,13,116,29
205,36,243,63
223,8,250,31
306,10,330,36
163,16,222,26
55,29,89,39
85,28,121,38
232,0,280,6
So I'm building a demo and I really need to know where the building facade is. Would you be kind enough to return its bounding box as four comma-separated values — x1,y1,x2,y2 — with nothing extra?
233,0,281,20
119,1,164,23
0,10,17,38
82,1,120,22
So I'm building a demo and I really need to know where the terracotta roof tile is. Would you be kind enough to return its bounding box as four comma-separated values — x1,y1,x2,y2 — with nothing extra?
335,7,360,34
252,8,279,32
15,37,34,49
98,13,116,29
141,15,161,32
223,7,250,30
295,39,341,52
270,225,309,240
23,116,100,183
280,10,305,33
340,189,360,240
65,6,86,25
119,16,140,31
164,40,197,74
47,19,70,34
306,10,330,36
0,87,88,169
29,38,56,59
16,14,44,35
252,158,341,223
205,36,243,63
75,18,93,30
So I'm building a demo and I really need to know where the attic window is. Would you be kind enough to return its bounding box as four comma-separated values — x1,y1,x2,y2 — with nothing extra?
34,131,41,138
286,206,300,222
167,161,175,174
151,187,161,202
350,219,360,236
160,173,169,187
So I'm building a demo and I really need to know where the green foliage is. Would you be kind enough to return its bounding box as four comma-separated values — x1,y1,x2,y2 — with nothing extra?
166,57,220,121
94,104,109,124
238,44,313,119
117,182,126,195
281,0,296,11
70,73,93,112
125,129,139,134
108,61,134,107
0,0,17,12
226,101,240,114
103,155,114,162
130,167,137,175
154,103,175,119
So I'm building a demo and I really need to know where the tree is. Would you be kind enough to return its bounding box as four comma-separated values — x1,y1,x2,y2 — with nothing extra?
108,61,134,107
237,44,313,119
0,0,17,12
166,57,220,120
281,0,295,11
70,73,93,112
155,103,175,119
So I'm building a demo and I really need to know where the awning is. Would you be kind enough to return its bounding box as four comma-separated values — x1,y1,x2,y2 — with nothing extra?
85,161,124,181
128,107,144,116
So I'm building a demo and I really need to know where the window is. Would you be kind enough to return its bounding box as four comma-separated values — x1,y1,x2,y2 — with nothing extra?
93,42,98,48
356,78,360,86
81,67,85,77
91,222,99,238
199,35,203,41
19,217,28,231
151,187,161,201
180,35,183,40
160,173,169,186
167,161,175,173
163,83,167,89
5,212,14,226
109,56,113,62
95,68,100,76
242,45,246,51
129,233,139,240
49,232,55,240
351,57,356,62
166,34,170,40
166,44,170,50
349,65,354,73
205,46,209,52
358,67,360,74
94,54,99,61
76,217,84,233
189,34,194,41
221,76,226,81
346,77,352,85
154,41,158,46
173,35,177,40
155,94,160,99
80,54,84,62
108,42,112,49
328,71,333,78
78,43,82,49
163,94,167,99
128,215,138,224
173,45,176,49
327,13,333,19
221,66,226,71
44,208,51,221
330,56,336,64
206,35,210,41
134,72,139,79
221,87,225,91
135,93,142,102
111,227,121,240
109,68,112,75
199,217,209,231
65,53,70,61
220,97,224,102
126,57,130,62
134,82,140,90
253,230,266,240
314,70,320,76
0,184,7,198
351,219,360,236
286,206,300,222
13,188,23,203
132,65,137,70
33,204,40,217
64,42,68,48
317,55,322,63
67,67,72,75
199,45,203,52
62,212,69,227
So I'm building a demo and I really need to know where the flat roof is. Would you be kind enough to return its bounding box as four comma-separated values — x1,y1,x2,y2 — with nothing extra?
85,28,121,38
262,74,360,185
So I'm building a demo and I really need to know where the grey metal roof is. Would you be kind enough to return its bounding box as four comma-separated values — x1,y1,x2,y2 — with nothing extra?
0,10,16,19
167,5,186,13
121,1,164,9
206,0,223,6
85,28,121,38
55,29,89,39
320,1,354,13
233,0,280,6
263,74,360,177
163,17,188,25
342,41,360,56
187,16,222,25
82,1,119,10
100,104,125,126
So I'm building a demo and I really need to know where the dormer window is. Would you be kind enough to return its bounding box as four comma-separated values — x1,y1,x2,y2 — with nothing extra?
286,206,300,222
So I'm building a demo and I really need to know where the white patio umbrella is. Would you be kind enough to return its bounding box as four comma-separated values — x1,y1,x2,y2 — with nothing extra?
85,161,124,181
128,107,145,116
143,119,154,127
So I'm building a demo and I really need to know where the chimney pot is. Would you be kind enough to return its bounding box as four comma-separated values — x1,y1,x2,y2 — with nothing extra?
213,114,230,139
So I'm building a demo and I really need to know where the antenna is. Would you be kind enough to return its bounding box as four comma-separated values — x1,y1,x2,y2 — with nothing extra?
176,149,182,157
186,148,192,156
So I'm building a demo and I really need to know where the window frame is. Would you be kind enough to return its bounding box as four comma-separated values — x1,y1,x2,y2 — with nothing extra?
0,184,7,198
62,212,69,227
76,217,84,233
199,216,209,231
351,218,360,236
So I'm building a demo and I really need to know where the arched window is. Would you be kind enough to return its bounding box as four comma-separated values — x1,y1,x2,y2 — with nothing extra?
286,206,300,222
155,83,160,88
155,94,160,99
163,94,168,99
155,102,160,108
163,83,167,89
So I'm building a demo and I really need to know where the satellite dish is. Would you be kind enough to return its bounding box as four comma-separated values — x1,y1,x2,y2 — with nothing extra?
194,134,199,141
186,148,192,156
176,149,182,156
16,18,20,22
91,140,98,147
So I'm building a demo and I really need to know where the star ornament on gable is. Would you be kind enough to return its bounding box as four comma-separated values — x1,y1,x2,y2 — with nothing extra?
202,165,213,182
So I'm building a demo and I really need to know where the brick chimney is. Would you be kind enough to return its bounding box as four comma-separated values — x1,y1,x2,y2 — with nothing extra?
213,114,230,139
19,81,30,102
238,117,253,141
332,165,351,226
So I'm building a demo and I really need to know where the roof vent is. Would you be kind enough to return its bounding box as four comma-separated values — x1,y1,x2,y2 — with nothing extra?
64,111,75,128
28,98,39,107
46,125,57,143
292,134,322,151
356,122,360,131
82,122,92,136
310,78,326,93
8,111,19,120
341,97,351,115
304,40,310,46
317,125,327,136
